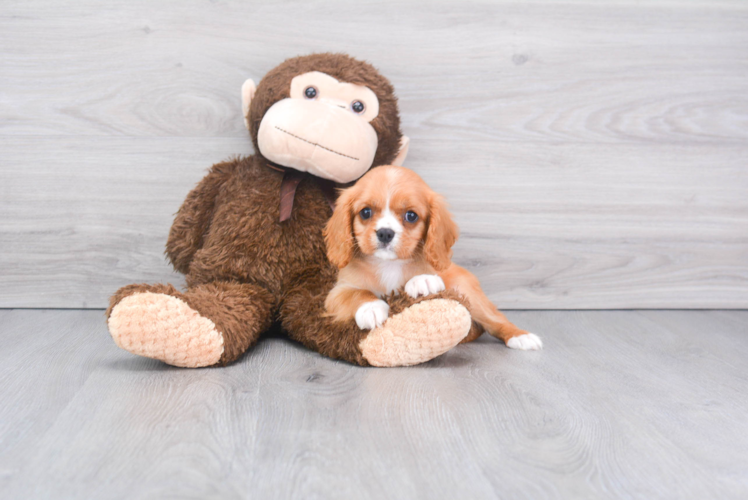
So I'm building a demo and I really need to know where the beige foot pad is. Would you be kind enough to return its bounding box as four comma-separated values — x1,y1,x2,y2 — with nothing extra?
108,292,224,368
360,298,471,367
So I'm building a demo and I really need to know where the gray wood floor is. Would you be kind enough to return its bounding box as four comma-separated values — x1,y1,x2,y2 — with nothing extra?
1,309,746,499
2,0,747,309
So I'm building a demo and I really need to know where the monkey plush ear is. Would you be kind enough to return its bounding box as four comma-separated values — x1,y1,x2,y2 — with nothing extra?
241,79,256,130
391,135,410,166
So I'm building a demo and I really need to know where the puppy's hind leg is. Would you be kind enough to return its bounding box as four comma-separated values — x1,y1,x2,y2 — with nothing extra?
441,265,543,350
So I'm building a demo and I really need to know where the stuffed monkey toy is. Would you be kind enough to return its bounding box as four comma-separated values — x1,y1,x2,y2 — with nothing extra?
106,53,473,368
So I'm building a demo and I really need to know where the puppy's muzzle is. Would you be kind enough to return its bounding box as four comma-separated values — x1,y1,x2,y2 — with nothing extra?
376,228,395,245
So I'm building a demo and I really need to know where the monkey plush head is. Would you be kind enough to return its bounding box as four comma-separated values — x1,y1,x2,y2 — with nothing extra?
242,53,409,184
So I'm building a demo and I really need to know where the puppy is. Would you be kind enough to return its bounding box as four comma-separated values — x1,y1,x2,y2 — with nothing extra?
324,165,542,350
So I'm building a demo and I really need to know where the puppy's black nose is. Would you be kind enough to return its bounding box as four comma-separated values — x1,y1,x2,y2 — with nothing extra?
376,228,395,244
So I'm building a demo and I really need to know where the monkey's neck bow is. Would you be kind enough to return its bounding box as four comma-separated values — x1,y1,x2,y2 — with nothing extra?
265,163,338,222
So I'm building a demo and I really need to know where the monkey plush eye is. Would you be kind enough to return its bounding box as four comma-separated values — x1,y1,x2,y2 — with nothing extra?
404,211,418,223
304,86,318,99
360,207,372,220
351,100,365,114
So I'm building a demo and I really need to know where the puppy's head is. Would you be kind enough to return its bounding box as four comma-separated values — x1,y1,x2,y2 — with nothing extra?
324,165,458,270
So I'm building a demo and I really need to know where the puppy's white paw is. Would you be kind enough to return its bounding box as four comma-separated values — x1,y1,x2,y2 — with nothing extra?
506,333,543,350
405,274,445,298
355,300,390,330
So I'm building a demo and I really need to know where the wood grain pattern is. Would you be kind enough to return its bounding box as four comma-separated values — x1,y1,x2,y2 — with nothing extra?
1,309,747,499
1,0,747,308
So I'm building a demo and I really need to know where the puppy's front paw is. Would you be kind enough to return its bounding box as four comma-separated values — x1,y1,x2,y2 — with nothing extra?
355,300,390,330
405,274,445,298
506,333,543,350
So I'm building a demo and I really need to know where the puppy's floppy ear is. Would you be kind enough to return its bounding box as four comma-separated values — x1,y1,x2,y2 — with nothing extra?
324,185,358,269
423,193,459,272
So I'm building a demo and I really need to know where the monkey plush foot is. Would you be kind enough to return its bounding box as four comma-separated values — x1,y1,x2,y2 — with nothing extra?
359,298,471,367
108,292,224,368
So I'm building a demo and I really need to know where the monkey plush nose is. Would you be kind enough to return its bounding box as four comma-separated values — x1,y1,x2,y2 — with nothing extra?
376,228,395,244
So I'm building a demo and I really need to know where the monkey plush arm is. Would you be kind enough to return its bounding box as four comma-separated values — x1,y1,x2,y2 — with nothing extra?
166,160,236,274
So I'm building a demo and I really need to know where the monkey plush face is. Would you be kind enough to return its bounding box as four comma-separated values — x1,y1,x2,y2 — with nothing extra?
242,54,409,184
257,71,380,182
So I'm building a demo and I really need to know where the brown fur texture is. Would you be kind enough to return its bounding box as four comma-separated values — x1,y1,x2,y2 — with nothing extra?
461,321,485,344
106,53,470,367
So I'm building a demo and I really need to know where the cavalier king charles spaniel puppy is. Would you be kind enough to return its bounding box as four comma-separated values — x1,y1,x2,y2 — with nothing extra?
324,165,542,350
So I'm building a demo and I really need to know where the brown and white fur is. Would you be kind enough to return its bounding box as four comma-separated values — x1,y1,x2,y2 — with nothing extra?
324,165,542,350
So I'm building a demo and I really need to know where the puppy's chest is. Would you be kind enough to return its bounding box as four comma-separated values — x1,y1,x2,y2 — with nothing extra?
374,260,411,296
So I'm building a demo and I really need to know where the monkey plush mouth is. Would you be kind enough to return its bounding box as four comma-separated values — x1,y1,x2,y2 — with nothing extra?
274,126,359,161
256,95,379,183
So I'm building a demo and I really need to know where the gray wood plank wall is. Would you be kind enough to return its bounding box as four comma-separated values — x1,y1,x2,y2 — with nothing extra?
1,0,747,309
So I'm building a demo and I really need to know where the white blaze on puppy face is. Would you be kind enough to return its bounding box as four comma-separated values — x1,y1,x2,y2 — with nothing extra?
372,203,403,261
256,71,380,183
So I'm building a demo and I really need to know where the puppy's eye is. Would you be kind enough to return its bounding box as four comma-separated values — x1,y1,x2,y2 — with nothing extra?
360,207,372,220
304,86,318,99
404,211,418,223
351,100,365,114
